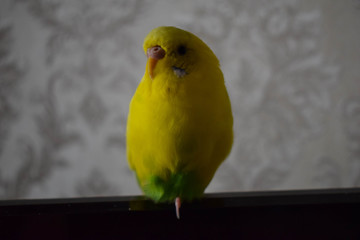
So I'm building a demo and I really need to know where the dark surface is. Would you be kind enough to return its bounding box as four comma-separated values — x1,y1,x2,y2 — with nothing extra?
1,188,360,239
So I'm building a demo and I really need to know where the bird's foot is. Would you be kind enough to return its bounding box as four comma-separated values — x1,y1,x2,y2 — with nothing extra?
175,197,181,219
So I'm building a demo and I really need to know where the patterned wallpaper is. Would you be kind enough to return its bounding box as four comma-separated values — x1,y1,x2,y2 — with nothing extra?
0,0,359,200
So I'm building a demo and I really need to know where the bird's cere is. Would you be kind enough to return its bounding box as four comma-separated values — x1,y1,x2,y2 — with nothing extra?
147,46,165,60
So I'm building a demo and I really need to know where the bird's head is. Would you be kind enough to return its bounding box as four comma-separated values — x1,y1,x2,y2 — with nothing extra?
143,26,220,81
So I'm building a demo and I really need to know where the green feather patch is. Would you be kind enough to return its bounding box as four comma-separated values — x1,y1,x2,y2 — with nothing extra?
142,171,204,202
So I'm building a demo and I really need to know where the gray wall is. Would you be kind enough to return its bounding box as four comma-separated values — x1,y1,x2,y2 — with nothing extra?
0,0,360,199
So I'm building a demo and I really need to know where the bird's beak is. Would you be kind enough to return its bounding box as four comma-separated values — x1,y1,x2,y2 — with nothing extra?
147,58,158,80
146,46,165,79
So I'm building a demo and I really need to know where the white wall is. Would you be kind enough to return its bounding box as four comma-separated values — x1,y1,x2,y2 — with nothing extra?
0,0,359,199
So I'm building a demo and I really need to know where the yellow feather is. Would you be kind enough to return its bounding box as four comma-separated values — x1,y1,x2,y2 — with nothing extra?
126,26,233,202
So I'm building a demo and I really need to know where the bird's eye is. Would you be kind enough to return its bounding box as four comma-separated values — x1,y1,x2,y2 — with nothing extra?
177,45,187,55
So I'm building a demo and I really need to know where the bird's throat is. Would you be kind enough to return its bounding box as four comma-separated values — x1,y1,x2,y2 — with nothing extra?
172,66,187,78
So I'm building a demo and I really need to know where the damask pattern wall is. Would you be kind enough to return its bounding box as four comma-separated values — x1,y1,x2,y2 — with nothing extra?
0,0,359,199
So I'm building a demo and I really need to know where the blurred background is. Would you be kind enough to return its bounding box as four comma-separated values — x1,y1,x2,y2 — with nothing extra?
0,0,359,200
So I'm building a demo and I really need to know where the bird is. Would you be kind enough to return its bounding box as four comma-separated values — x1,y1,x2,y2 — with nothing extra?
126,26,233,219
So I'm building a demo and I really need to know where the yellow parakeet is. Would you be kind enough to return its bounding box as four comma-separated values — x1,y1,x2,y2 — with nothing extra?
126,26,233,218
